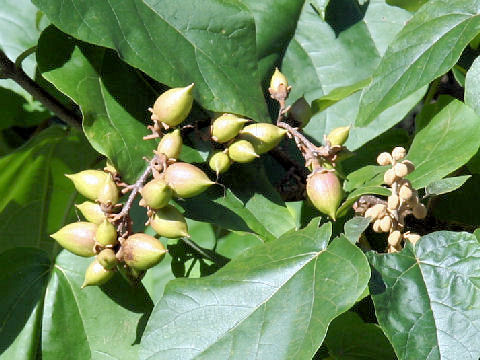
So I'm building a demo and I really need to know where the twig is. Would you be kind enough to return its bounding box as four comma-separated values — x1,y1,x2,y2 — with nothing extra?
0,49,82,129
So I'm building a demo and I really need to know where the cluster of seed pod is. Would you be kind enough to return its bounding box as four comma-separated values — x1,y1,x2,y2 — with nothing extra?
51,169,167,288
364,147,427,253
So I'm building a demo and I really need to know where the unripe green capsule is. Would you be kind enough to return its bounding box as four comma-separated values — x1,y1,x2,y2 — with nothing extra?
97,174,119,204
75,202,106,225
150,205,190,238
140,178,173,209
121,233,167,271
306,171,343,220
208,151,232,175
95,219,118,246
227,139,259,163
238,123,287,154
51,222,97,257
97,248,118,270
327,126,350,146
164,162,215,198
211,113,249,143
289,97,312,127
151,84,194,127
81,259,115,288
157,129,183,159
66,170,109,201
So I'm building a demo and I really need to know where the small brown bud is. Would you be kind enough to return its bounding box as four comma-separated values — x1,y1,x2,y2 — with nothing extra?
377,152,392,166
394,163,409,178
372,219,383,233
383,168,397,185
387,194,400,210
402,160,415,174
365,204,387,221
412,203,427,219
399,183,414,200
391,147,406,161
388,230,402,247
380,215,393,232
404,232,421,245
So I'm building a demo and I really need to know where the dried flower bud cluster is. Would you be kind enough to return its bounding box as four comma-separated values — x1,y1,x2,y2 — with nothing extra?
362,147,427,253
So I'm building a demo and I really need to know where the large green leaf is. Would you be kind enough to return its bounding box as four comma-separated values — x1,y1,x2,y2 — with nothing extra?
356,0,480,126
406,99,480,189
37,26,155,183
368,231,480,360
324,311,395,359
140,221,370,360
180,162,297,242
0,126,97,255
465,56,480,115
282,0,422,150
424,175,471,196
32,0,268,121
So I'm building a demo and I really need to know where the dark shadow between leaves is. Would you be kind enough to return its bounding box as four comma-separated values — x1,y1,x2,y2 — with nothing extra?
324,0,369,37
368,264,387,295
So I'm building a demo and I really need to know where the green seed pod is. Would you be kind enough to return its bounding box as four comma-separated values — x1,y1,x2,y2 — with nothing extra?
289,97,312,127
97,174,119,204
121,233,167,271
140,178,173,209
238,123,287,154
270,68,288,93
151,84,194,127
97,248,118,270
157,129,183,159
227,139,259,163
326,126,350,146
66,170,109,201
211,113,249,143
95,219,118,246
164,162,215,198
51,222,97,257
81,259,115,288
150,205,190,238
306,171,343,220
208,151,232,175
75,202,106,225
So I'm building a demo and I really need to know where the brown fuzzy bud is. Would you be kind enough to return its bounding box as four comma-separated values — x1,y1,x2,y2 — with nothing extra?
404,232,421,245
372,219,383,233
164,162,215,198
380,215,393,233
412,203,427,219
238,123,287,154
81,259,114,288
95,219,118,246
365,204,387,221
399,183,414,200
402,160,415,174
97,248,118,270
211,113,249,143
393,163,409,178
391,147,406,161
388,230,402,247
121,233,167,271
157,129,183,159
227,139,259,163
306,171,343,220
51,222,97,257
150,205,190,238
377,152,392,166
387,195,400,210
151,84,194,127
383,168,397,185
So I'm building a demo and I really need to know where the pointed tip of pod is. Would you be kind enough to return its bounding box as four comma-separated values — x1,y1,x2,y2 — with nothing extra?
327,126,351,146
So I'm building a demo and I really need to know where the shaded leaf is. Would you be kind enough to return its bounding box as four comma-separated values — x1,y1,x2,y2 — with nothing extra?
386,0,429,12
344,165,387,192
465,56,480,115
356,0,480,126
344,216,371,244
424,175,471,196
141,221,371,360
32,0,268,121
324,311,395,360
368,231,480,360
406,99,480,189
37,26,155,183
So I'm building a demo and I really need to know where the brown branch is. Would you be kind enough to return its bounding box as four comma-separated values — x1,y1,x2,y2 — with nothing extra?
0,49,82,129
